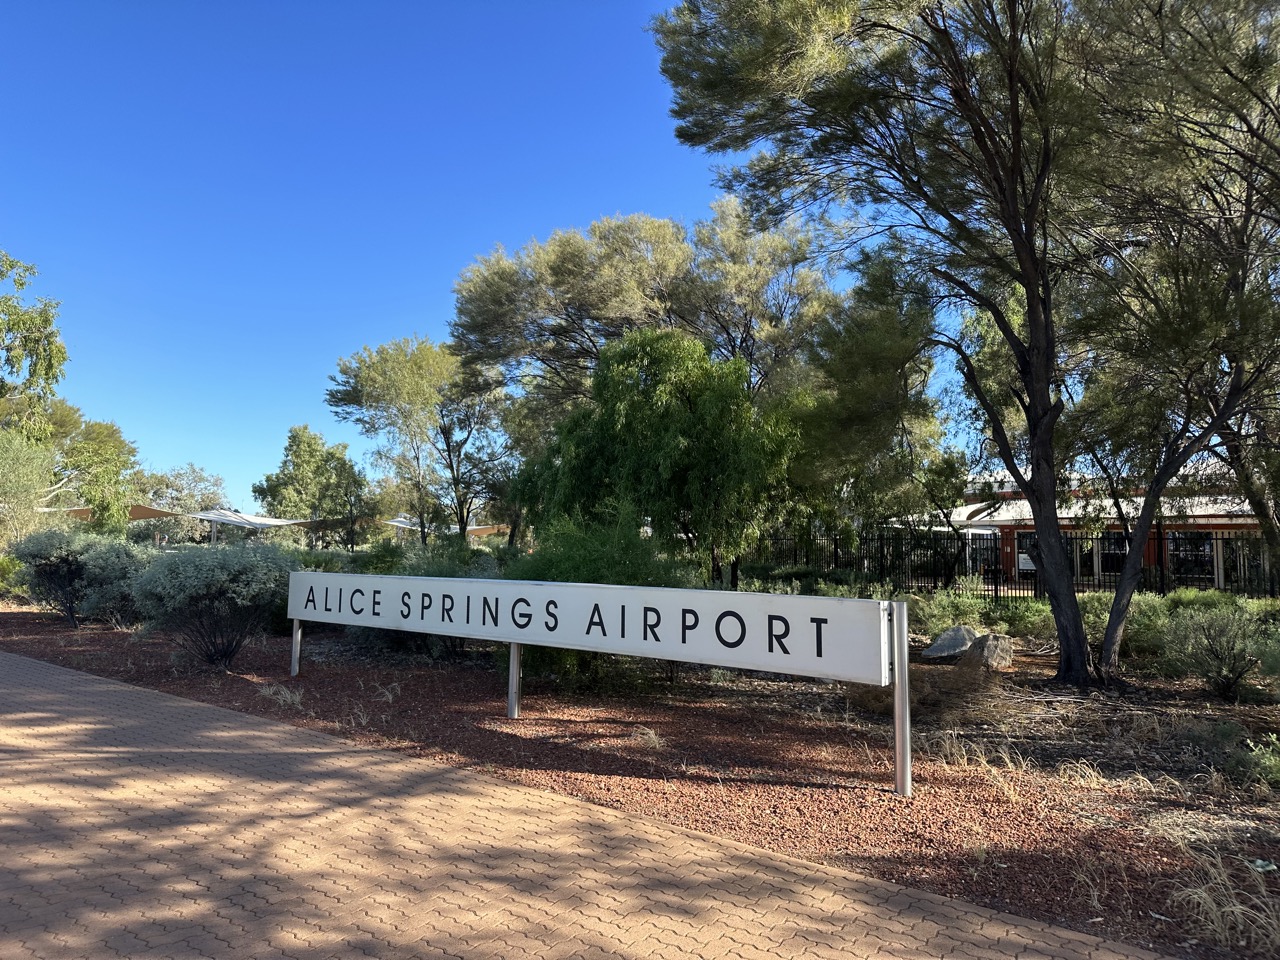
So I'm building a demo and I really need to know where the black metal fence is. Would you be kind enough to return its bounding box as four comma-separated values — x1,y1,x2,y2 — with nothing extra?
750,529,1280,599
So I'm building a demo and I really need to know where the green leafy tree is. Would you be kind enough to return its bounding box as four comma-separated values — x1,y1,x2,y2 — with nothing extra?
130,463,229,544
656,0,1102,681
0,251,66,438
34,401,142,535
452,215,692,410
525,329,796,586
326,337,504,544
451,201,839,410
252,426,372,549
2,401,141,542
800,248,969,555
655,0,1280,684
321,452,378,552
1050,0,1280,678
0,428,56,547
59,418,141,535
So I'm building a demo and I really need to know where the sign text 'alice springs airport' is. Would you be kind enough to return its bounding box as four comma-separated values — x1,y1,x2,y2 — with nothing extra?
287,572,893,686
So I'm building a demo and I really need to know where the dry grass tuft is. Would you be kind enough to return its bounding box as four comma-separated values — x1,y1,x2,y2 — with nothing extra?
1167,846,1280,955
258,682,303,710
1072,857,1138,926
630,725,667,750
1056,758,1107,787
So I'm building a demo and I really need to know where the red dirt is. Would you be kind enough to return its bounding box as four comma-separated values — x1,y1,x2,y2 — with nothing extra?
2,605,1276,959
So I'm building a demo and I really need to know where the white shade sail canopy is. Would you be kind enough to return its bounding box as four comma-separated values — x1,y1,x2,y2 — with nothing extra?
188,509,315,530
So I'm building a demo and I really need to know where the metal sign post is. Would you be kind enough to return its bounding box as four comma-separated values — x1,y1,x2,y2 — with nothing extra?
291,619,302,677
891,601,912,797
508,642,522,719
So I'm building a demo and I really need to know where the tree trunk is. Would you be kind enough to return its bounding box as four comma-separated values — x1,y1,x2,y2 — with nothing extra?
506,507,524,548
1023,448,1092,685
1097,533,1148,683
1219,434,1280,559
1028,504,1092,685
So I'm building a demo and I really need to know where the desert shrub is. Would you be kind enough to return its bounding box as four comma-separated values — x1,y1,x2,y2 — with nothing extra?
0,554,23,598
998,598,1056,643
1244,596,1280,624
1076,591,1114,646
737,576,801,595
285,547,350,573
1017,590,1165,661
1118,592,1170,661
10,529,94,626
915,575,988,638
1243,733,1280,788
133,545,290,670
505,510,698,590
398,539,494,579
349,539,407,574
1161,605,1280,701
80,539,154,627
503,509,698,691
1164,587,1241,613
813,578,897,601
341,541,515,659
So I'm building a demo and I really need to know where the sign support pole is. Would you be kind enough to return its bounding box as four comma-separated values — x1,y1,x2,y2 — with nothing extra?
507,642,522,719
291,619,302,677
891,600,912,797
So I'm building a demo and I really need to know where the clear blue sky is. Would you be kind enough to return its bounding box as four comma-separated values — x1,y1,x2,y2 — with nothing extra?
3,1,723,512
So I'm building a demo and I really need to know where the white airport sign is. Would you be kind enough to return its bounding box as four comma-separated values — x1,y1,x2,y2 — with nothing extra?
288,572,892,685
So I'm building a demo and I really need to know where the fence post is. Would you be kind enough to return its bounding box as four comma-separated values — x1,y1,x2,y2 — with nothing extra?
1157,521,1167,595
990,533,1000,600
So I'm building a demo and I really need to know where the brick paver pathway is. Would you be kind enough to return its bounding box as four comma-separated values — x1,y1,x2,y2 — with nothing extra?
0,650,1178,960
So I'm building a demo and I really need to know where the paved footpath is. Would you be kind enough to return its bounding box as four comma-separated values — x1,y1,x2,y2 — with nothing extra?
0,650,1178,960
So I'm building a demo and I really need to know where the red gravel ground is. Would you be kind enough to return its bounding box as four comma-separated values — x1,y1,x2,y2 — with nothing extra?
2,604,1277,960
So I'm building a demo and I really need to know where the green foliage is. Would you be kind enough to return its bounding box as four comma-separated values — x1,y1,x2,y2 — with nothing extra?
0,428,55,546
349,539,408,575
132,546,291,670
253,425,374,550
11,530,153,626
1118,592,1171,661
56,415,140,534
524,329,795,584
0,250,66,435
997,599,1058,644
800,245,964,529
502,506,698,692
451,201,837,408
1077,591,1115,647
915,576,989,638
398,539,496,580
1078,589,1167,660
1243,734,1280,788
286,547,349,573
1161,605,1280,701
1164,588,1244,613
327,336,504,542
11,529,91,626
80,539,152,627
0,553,24,598
129,463,228,545
506,506,698,590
